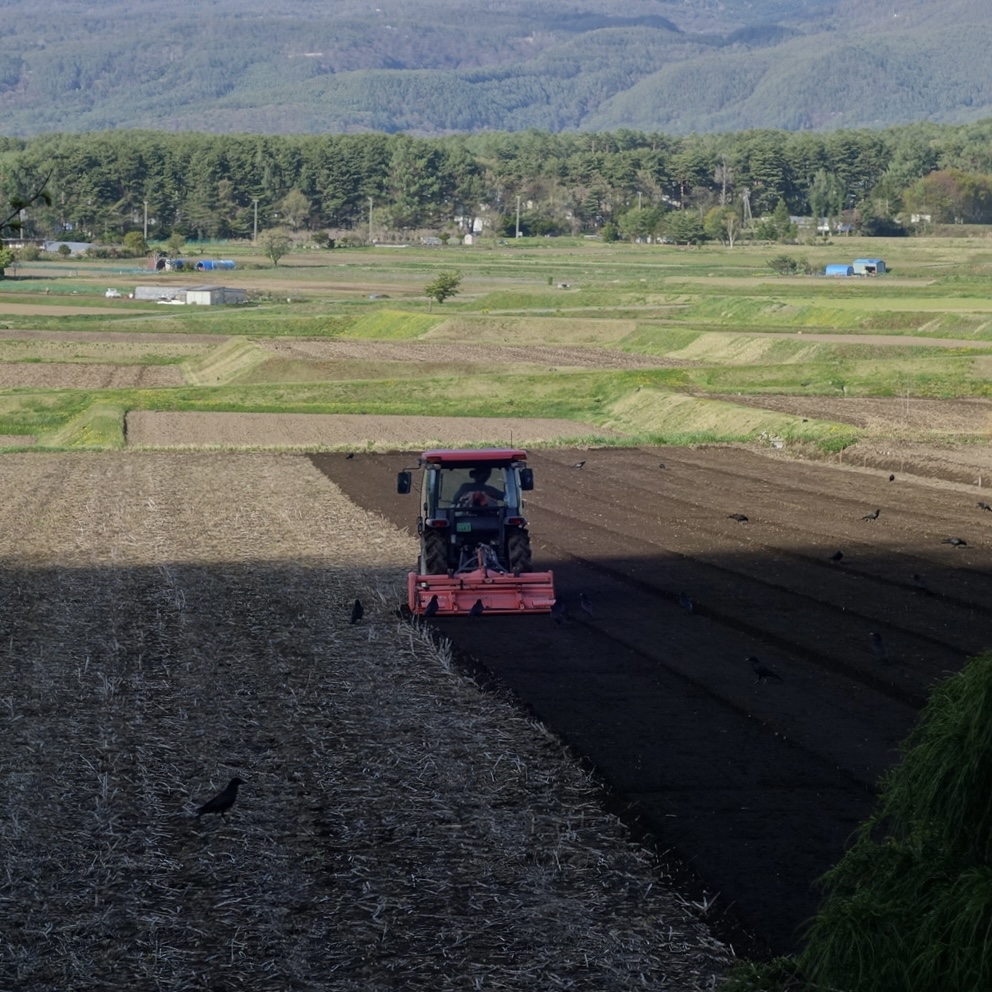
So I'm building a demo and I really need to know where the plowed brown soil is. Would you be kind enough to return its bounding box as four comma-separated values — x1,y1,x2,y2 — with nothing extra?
126,411,620,448
0,363,184,388
313,441,992,956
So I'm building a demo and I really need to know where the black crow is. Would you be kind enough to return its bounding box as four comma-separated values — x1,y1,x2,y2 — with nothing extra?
978,501,992,512
345,452,355,460
550,598,568,625
658,463,666,470
468,598,485,617
911,573,929,592
196,778,245,820
677,592,694,614
578,592,594,618
572,460,586,469
728,513,748,523
829,550,844,562
862,508,881,521
942,537,968,547
350,598,364,623
748,656,782,684
888,474,895,482
423,594,439,618
869,631,890,662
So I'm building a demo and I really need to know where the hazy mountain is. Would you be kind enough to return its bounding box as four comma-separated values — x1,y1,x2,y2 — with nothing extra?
0,0,988,135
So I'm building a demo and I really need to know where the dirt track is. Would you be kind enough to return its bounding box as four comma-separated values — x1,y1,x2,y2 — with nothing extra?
312,444,992,956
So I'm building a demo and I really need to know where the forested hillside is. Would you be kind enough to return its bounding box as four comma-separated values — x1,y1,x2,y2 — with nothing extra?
0,0,989,136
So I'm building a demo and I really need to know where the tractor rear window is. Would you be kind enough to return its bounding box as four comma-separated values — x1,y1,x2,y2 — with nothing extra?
438,467,507,508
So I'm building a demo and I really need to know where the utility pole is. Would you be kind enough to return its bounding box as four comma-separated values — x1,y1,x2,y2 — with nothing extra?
515,195,521,239
252,198,259,243
143,200,148,241
368,197,373,244
637,191,643,212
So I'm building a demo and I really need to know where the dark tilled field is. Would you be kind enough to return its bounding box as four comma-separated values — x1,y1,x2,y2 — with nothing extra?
312,445,992,957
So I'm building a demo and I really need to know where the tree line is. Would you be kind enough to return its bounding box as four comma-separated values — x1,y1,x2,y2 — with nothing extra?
3,121,992,246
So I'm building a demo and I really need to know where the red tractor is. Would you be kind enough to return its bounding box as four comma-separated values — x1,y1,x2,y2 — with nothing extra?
397,448,556,616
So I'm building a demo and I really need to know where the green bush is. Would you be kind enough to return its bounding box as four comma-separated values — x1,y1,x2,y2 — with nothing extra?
799,653,992,992
768,254,813,276
122,231,149,256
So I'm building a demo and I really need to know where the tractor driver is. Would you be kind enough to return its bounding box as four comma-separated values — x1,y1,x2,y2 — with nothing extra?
452,466,504,507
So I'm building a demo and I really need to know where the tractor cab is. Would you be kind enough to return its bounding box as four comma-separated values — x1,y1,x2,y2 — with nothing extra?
397,448,553,615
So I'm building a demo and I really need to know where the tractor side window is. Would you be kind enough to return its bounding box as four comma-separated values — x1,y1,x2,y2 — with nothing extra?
421,468,437,516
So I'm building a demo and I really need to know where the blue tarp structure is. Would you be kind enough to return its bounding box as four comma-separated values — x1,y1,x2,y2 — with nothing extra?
824,264,854,276
195,259,236,271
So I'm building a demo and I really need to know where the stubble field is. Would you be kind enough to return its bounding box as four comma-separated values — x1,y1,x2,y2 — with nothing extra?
0,452,730,991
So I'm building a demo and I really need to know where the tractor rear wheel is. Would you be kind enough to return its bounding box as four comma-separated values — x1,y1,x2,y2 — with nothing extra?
422,530,448,574
507,527,533,573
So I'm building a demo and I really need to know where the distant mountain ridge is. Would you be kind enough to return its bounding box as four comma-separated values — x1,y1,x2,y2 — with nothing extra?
0,0,989,136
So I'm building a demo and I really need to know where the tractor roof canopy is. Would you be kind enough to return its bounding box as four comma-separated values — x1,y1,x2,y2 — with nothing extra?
420,448,527,467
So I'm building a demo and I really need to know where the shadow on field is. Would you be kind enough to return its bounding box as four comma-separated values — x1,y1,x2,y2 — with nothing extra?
3,553,740,989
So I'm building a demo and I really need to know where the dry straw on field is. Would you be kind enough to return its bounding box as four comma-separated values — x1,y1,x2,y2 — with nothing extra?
0,452,730,990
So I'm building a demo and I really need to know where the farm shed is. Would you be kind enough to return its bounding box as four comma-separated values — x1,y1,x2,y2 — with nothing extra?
185,286,247,306
824,264,854,277
134,285,187,302
853,258,886,275
133,285,246,305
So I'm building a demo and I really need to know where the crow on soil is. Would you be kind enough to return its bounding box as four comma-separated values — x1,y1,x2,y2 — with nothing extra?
550,598,569,625
468,598,485,617
942,537,968,547
862,508,881,521
345,452,355,460
978,501,992,512
677,592,694,614
888,474,895,482
748,656,782,684
870,631,890,662
196,777,245,820
728,513,749,523
578,592,594,618
829,550,844,562
423,594,439,618
572,460,586,469
350,598,364,624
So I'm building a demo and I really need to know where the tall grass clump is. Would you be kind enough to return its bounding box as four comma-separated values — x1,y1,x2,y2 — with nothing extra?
795,652,992,992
